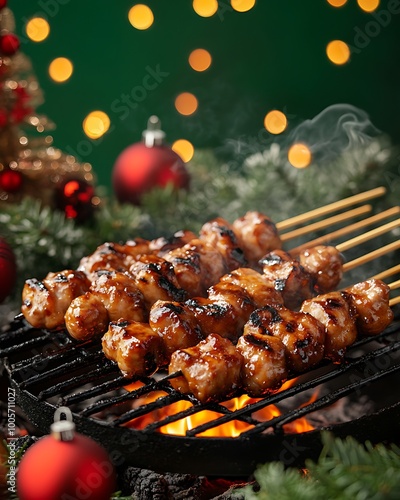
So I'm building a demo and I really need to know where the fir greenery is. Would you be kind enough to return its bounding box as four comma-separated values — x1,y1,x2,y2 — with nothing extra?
237,432,400,499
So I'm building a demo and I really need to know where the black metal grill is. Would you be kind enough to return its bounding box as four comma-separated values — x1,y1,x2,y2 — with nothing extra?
2,309,400,477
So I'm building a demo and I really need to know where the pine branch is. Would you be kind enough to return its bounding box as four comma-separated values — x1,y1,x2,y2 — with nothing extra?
237,432,400,499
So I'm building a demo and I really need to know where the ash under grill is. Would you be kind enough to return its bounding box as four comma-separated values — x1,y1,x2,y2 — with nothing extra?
2,308,400,477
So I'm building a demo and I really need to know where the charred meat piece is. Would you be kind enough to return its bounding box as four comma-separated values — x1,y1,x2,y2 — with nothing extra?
244,305,325,372
232,211,282,269
129,254,187,309
169,333,243,403
301,290,357,362
164,239,228,297
78,240,152,280
102,319,166,377
346,278,394,335
297,245,344,294
65,271,147,340
261,250,315,309
149,300,204,358
236,331,288,397
219,267,284,309
200,217,247,271
21,270,90,330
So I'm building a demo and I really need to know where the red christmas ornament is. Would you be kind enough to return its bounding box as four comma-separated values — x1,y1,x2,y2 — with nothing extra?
0,0,7,10
0,238,16,303
0,169,23,193
0,33,20,56
112,116,190,205
55,178,95,223
17,407,116,500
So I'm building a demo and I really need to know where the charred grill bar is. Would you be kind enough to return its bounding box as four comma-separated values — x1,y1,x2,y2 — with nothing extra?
1,308,400,477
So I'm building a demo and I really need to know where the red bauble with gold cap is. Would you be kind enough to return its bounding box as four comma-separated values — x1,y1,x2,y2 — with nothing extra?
112,116,190,205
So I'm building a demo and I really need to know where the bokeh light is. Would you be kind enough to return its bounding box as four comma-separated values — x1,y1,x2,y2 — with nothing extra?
326,40,350,65
83,111,111,139
264,110,287,134
231,0,256,12
357,0,380,12
175,92,198,116
192,0,219,17
288,143,312,168
189,48,212,72
25,17,50,42
326,0,347,7
48,57,73,83
128,4,154,30
172,139,195,162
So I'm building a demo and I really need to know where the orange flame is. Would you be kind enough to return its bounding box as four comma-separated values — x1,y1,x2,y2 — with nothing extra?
125,382,318,438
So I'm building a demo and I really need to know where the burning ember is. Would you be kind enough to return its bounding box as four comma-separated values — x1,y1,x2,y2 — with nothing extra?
123,379,318,437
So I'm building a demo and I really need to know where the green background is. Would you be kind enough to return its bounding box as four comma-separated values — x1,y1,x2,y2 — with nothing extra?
10,0,400,191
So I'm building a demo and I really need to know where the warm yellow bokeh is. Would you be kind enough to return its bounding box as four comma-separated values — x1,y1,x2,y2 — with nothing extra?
326,0,347,7
25,17,50,42
172,139,195,163
264,110,287,134
48,58,74,83
83,111,111,139
175,92,198,116
326,40,351,65
231,0,256,12
288,143,312,168
189,49,212,72
192,0,219,17
128,4,154,30
357,0,380,12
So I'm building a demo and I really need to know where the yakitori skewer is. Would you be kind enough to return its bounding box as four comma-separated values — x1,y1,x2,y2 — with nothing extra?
102,227,398,382
280,205,372,243
343,240,400,272
21,189,388,332
292,206,400,253
275,186,386,231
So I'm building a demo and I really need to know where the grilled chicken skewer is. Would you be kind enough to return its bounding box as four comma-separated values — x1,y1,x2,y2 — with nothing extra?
168,279,393,403
101,246,356,379
21,211,280,333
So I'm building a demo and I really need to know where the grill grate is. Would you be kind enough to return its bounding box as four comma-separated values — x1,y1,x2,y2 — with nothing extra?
2,309,400,476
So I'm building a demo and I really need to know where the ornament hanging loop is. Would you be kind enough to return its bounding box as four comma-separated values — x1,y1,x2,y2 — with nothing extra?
142,115,166,147
51,406,75,442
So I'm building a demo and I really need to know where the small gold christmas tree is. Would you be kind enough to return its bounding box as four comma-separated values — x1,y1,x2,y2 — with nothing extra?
0,2,97,221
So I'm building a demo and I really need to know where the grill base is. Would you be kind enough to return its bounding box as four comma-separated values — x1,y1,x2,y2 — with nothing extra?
2,310,400,477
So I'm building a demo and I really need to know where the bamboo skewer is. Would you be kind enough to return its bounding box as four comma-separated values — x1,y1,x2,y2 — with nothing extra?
336,219,400,253
280,205,372,242
389,296,400,307
389,279,400,291
342,240,400,272
371,264,400,281
276,186,386,231
291,206,400,252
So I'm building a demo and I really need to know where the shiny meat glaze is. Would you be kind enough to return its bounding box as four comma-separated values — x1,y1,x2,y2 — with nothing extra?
244,306,326,372
163,239,228,297
102,319,166,377
78,240,152,281
261,250,315,309
21,270,90,330
297,245,344,294
66,272,147,340
129,254,187,309
199,217,246,271
169,333,243,403
232,211,282,268
149,301,204,357
346,279,394,335
301,291,357,361
236,332,288,397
